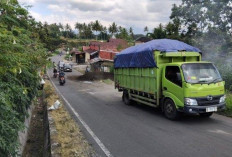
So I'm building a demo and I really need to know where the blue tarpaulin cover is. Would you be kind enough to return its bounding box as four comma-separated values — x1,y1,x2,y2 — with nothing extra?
114,39,200,68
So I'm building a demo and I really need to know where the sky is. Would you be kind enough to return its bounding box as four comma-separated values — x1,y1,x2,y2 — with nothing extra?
18,0,182,34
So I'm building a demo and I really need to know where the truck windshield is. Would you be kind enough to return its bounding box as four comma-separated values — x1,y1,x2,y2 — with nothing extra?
181,63,222,84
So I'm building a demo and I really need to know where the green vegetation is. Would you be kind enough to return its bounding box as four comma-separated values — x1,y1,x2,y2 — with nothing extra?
0,1,231,155
219,92,232,117
0,1,48,156
74,21,134,42
65,54,72,60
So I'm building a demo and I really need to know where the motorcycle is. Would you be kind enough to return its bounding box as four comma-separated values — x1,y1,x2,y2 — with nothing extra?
59,76,65,86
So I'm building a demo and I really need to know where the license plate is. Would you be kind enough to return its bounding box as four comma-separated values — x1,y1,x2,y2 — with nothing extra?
206,107,217,112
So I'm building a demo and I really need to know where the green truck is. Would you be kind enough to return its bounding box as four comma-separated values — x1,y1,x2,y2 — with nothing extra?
114,39,226,120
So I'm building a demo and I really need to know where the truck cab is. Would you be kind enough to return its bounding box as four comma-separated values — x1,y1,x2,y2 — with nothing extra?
162,62,226,119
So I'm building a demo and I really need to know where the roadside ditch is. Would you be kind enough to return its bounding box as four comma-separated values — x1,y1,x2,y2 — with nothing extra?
22,75,96,157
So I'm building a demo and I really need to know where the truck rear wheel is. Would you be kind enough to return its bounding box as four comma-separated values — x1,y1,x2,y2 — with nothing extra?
199,112,213,117
164,98,180,120
122,91,131,105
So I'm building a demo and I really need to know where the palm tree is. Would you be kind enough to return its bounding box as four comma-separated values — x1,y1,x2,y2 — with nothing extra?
75,22,83,39
58,23,64,31
102,26,107,40
108,22,118,37
144,26,149,36
91,20,102,40
129,27,134,39
65,23,72,38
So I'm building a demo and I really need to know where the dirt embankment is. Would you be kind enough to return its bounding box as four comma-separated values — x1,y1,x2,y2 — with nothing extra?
68,72,114,82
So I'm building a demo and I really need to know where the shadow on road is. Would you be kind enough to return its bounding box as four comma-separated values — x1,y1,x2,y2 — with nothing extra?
125,101,220,124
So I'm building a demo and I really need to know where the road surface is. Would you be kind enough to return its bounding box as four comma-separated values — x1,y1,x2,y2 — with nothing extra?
49,55,232,157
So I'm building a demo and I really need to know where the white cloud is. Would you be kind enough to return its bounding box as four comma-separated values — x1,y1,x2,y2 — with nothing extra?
18,0,36,4
18,0,182,34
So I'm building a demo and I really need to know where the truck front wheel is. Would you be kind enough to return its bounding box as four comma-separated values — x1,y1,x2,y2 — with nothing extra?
122,91,131,105
164,98,180,120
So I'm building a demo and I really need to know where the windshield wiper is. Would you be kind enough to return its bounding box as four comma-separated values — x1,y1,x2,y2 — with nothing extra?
207,78,222,84
189,78,221,84
189,80,207,84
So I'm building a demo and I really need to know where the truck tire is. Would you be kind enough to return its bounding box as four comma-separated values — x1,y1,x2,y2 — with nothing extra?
122,91,131,105
164,98,180,120
199,112,213,117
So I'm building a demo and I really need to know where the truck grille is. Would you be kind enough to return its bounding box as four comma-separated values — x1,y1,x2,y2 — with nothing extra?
196,95,221,106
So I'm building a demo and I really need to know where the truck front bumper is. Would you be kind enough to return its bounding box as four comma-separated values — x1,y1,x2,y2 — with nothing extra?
178,103,226,114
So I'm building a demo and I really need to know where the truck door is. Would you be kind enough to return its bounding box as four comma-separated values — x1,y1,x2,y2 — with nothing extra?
163,66,184,107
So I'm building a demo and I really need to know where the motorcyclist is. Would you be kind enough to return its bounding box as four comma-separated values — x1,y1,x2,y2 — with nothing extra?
59,70,65,78
53,67,58,78
53,67,57,73
59,70,65,85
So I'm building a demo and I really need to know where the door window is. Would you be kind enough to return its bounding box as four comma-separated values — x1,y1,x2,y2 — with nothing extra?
165,66,182,87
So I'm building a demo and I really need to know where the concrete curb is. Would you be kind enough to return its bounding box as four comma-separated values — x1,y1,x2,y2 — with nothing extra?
18,103,35,156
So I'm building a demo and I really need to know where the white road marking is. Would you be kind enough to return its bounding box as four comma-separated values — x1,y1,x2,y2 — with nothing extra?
208,129,232,136
88,92,95,95
48,73,113,157
78,89,91,92
83,81,93,84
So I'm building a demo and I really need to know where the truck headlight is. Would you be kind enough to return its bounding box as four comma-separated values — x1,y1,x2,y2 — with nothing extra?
184,98,198,106
219,95,226,103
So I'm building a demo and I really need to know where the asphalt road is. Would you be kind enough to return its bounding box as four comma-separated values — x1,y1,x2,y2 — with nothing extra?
49,55,232,157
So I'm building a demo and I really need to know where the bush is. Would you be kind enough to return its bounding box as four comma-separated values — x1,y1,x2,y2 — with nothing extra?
219,92,232,117
0,92,24,157
213,60,232,91
0,1,47,156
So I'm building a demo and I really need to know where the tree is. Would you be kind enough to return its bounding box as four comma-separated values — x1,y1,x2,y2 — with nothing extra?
58,23,64,32
108,22,118,37
152,24,166,39
144,26,149,35
170,1,232,54
47,23,62,38
99,26,108,40
62,23,75,38
129,27,134,39
116,27,129,40
169,0,232,90
165,18,182,40
91,20,102,40
75,22,83,39
83,23,93,39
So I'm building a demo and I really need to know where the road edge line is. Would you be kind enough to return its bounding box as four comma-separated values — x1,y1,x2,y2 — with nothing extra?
47,73,113,157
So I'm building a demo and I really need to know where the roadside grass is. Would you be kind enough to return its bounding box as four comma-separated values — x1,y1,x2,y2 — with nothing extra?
44,80,95,156
218,92,232,117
